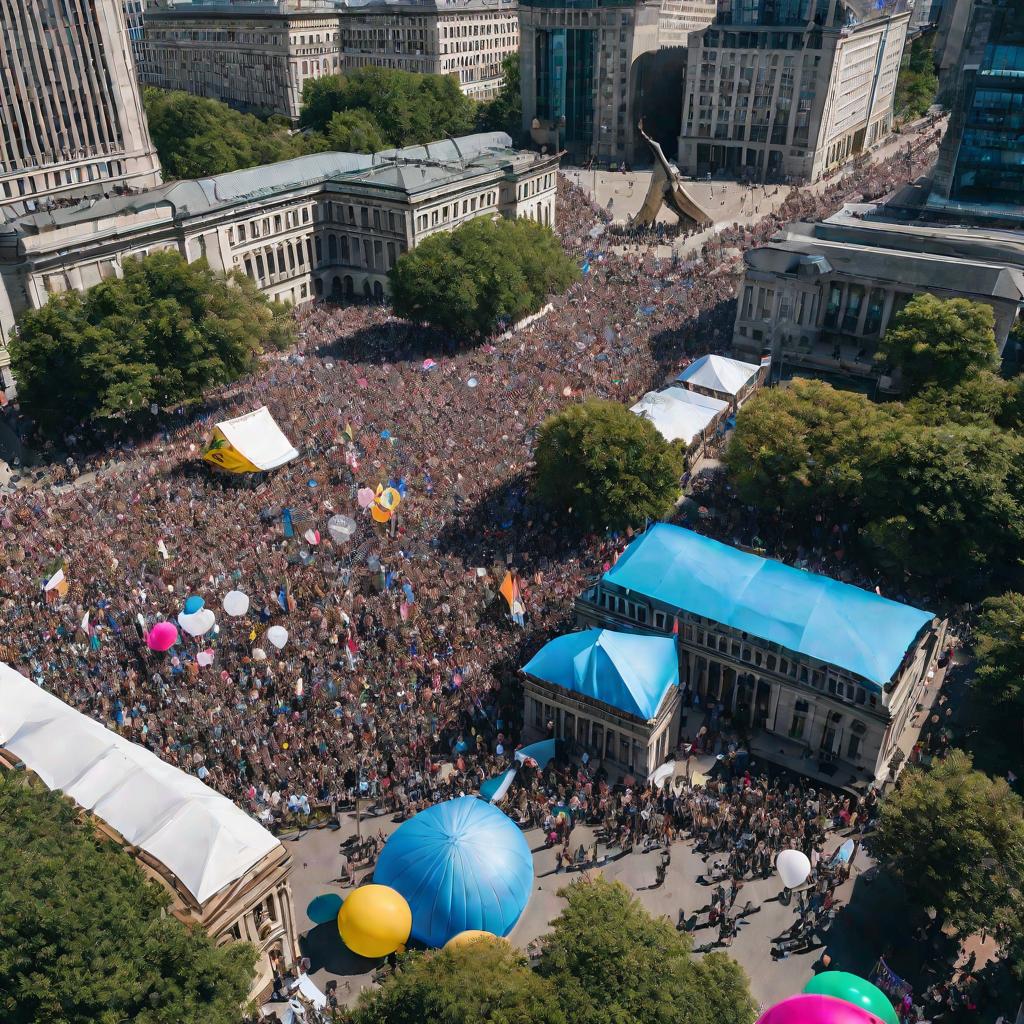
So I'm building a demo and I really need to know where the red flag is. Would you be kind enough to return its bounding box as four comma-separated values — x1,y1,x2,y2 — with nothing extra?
672,616,679,636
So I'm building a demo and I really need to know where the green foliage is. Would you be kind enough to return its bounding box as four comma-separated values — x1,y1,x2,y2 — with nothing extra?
875,750,1024,971
352,942,565,1024
10,251,294,436
325,109,387,153
0,774,256,1024
476,53,523,140
536,878,756,1024
726,377,1024,588
144,88,314,179
877,294,999,393
974,592,1024,737
895,33,939,119
301,68,477,147
534,400,684,533
390,216,577,339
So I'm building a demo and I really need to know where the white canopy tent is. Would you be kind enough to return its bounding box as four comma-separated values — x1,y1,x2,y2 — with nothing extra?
0,663,280,905
206,406,299,472
631,386,729,446
676,354,760,400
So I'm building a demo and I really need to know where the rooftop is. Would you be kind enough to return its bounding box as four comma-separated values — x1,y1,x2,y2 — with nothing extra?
600,525,933,688
676,353,760,397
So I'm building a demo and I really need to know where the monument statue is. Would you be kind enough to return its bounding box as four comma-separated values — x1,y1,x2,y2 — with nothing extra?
629,125,713,231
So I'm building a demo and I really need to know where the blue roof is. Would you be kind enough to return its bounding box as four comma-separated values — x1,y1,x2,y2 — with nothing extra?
374,798,533,948
523,628,680,719
602,525,933,688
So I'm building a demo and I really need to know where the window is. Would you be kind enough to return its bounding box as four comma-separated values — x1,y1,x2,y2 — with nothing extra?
788,700,808,740
653,611,667,630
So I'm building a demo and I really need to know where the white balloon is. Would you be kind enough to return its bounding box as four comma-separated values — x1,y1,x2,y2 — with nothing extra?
178,608,216,637
267,625,289,650
776,848,811,889
327,513,357,544
252,647,268,662
222,590,250,617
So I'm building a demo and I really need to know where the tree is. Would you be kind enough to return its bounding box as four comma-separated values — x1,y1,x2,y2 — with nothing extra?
477,54,523,141
0,775,255,1024
300,68,477,148
351,942,565,1024
973,592,1024,734
144,88,312,179
875,751,1024,968
10,251,294,436
876,294,999,393
389,216,577,339
536,878,756,1024
534,400,684,533
325,109,386,153
895,33,939,120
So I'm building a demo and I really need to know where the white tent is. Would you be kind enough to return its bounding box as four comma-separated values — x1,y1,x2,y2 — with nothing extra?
631,387,728,446
0,663,280,905
676,354,760,399
205,406,298,472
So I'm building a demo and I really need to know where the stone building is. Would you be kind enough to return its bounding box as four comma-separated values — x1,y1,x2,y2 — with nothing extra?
519,0,716,166
0,133,558,392
337,0,520,100
729,207,1024,387
0,662,300,1002
677,0,908,183
575,524,943,786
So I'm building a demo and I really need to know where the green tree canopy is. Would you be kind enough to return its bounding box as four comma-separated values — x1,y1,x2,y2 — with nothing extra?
534,400,684,533
389,216,577,339
876,294,999,393
476,53,523,140
10,251,294,437
875,750,1024,972
0,775,255,1024
973,592,1024,735
300,68,477,147
351,941,565,1024
144,88,315,179
895,33,939,120
325,109,387,153
536,878,756,1024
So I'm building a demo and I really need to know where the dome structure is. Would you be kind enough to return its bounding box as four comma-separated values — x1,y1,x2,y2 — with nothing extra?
374,797,534,948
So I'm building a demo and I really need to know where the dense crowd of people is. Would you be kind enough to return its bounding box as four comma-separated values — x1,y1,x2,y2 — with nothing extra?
0,125,941,843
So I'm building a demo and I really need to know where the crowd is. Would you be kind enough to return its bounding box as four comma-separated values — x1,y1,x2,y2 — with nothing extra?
0,125,941,840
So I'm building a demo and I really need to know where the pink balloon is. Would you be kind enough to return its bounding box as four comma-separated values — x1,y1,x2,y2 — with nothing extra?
147,621,178,652
758,995,885,1024
357,487,375,509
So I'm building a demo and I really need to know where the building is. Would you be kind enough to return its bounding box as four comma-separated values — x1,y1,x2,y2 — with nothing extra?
0,133,558,392
575,525,943,786
522,628,682,778
519,0,716,166
933,0,973,91
0,662,300,1000
729,207,1024,386
124,0,150,76
143,0,346,120
677,0,909,183
337,0,520,100
928,0,1024,223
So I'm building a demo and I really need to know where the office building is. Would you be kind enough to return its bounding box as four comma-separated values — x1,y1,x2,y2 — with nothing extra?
519,0,716,166
142,1,343,120
124,0,150,75
338,0,520,100
0,663,300,1001
933,0,973,90
0,133,558,393
928,0,1024,223
575,524,943,786
677,0,909,182
729,206,1024,387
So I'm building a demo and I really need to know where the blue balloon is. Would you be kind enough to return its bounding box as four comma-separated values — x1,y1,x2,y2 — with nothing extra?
374,797,533,948
183,595,204,615
306,892,344,925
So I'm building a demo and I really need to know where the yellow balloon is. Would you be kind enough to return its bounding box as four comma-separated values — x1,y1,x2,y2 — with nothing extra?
443,930,505,951
337,884,412,959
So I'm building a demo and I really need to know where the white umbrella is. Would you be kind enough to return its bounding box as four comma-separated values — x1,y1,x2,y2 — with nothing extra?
267,625,289,650
178,608,216,637
222,590,250,617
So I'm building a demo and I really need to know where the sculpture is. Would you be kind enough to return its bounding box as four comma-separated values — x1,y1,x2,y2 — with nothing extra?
629,124,713,231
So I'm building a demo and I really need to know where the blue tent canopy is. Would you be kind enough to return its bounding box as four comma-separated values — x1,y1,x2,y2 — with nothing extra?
523,629,679,720
603,525,933,688
373,797,533,948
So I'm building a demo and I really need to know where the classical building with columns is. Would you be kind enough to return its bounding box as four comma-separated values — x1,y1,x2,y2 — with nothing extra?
0,133,558,395
575,524,944,787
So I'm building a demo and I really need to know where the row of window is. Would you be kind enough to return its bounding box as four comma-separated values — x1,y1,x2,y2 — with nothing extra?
414,190,498,231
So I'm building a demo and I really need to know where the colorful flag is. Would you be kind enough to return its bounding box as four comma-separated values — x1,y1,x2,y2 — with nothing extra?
281,508,294,538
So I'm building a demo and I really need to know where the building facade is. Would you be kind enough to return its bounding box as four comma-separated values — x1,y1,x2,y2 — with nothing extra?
519,0,715,166
575,525,944,787
928,0,1024,223
677,0,908,182
730,208,1024,386
143,1,343,120
124,0,150,76
338,0,520,100
0,134,558,393
0,0,162,211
